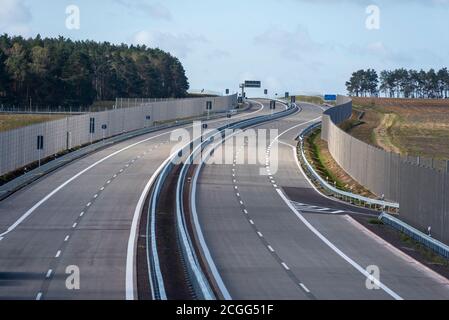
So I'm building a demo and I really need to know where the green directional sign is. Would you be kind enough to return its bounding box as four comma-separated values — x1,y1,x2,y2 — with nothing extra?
244,80,261,88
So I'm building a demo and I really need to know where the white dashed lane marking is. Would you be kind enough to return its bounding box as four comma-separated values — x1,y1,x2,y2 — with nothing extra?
231,143,315,299
34,146,159,301
282,263,290,271
300,283,311,293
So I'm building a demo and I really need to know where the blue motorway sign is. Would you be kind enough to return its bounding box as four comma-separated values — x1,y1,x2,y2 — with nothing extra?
324,94,337,101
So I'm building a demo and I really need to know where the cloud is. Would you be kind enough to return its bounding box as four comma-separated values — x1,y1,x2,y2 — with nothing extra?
206,49,230,60
0,0,32,36
114,0,172,20
253,25,323,59
346,41,413,64
288,0,449,5
131,30,208,58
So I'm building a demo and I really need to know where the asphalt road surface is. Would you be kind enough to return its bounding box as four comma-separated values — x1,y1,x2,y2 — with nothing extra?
196,100,449,300
0,101,268,300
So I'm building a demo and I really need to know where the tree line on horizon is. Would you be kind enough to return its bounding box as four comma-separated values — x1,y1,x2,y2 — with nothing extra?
346,68,449,99
0,34,189,108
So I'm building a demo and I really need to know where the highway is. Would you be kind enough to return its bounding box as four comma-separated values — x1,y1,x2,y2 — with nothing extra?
195,100,449,300
2,98,449,300
0,102,267,300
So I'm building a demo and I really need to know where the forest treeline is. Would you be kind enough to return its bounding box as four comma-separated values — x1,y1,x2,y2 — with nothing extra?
0,34,189,107
346,68,449,99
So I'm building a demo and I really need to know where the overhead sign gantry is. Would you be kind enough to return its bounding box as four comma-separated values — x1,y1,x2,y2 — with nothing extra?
240,80,262,99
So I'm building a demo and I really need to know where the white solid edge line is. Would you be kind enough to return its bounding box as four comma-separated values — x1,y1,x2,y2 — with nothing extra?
0,103,264,240
185,101,269,301
281,140,338,205
0,100,263,303
126,151,173,300
125,104,266,301
343,214,449,286
192,165,233,300
0,130,172,239
287,138,448,288
276,188,403,301
36,292,42,300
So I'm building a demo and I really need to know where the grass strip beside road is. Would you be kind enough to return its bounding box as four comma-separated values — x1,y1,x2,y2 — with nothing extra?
295,95,324,105
0,114,67,132
303,128,377,198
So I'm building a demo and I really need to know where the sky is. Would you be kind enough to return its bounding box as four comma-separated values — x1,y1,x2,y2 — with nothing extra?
1,0,449,97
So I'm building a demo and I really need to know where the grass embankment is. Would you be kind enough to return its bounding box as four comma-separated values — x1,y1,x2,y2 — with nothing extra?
399,233,449,266
303,128,376,198
0,114,67,132
295,95,324,105
347,97,449,160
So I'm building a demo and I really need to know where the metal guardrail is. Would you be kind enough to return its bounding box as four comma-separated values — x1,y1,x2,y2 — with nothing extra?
302,115,449,260
0,109,237,202
380,213,449,259
151,102,299,300
144,104,254,300
298,122,400,211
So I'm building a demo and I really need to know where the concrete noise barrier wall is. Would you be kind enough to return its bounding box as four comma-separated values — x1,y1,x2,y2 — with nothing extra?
321,96,449,245
0,95,237,177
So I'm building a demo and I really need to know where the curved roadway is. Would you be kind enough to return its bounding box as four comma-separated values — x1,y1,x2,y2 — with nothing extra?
195,100,449,300
0,101,268,300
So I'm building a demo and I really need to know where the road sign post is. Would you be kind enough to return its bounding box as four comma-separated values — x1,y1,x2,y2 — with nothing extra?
89,117,95,144
205,101,213,128
239,84,245,101
37,135,44,167
270,100,276,116
101,124,107,143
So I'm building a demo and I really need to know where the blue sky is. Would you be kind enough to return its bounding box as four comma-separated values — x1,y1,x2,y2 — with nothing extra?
1,0,449,96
